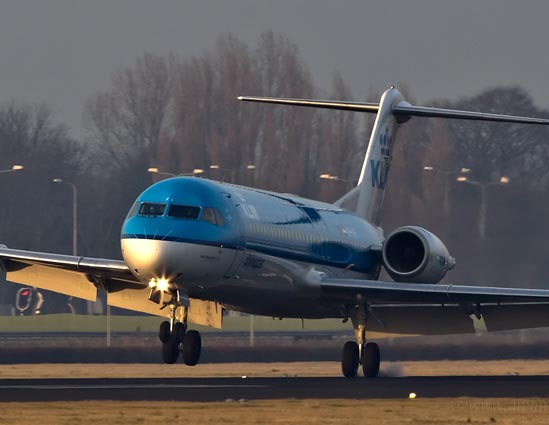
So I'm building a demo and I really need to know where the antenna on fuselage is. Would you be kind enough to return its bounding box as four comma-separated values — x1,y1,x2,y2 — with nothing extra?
238,89,549,226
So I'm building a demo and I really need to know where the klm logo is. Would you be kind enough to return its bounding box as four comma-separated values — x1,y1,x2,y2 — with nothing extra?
370,159,389,189
370,128,392,189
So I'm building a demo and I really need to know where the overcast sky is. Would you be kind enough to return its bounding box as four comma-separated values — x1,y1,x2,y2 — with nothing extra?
1,0,548,136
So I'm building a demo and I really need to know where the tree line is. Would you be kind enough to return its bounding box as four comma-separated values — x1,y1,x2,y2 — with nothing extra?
0,31,548,311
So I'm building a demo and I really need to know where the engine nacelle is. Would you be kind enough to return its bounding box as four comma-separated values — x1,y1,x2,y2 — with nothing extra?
382,226,455,284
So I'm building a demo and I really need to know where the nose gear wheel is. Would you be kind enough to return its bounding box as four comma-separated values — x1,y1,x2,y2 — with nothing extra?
159,289,202,366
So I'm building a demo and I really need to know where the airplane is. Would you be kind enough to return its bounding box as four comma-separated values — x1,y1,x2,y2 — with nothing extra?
1,86,549,378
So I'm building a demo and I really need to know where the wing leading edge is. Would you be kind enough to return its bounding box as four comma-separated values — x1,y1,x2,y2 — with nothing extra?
321,278,549,304
0,247,136,301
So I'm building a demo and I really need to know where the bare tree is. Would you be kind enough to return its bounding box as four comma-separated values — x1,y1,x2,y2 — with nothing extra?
252,31,316,194
171,32,318,194
0,101,80,252
315,72,359,201
83,52,176,172
173,35,260,179
445,86,547,185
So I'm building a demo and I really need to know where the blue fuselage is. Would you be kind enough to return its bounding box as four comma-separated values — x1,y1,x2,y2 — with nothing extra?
120,177,383,317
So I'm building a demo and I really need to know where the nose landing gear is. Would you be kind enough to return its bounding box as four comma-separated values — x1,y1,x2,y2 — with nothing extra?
158,291,202,366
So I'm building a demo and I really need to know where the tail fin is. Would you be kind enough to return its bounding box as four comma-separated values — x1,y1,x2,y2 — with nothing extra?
238,88,549,225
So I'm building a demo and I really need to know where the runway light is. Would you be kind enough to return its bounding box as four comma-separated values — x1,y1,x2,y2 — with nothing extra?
409,392,417,399
157,278,170,292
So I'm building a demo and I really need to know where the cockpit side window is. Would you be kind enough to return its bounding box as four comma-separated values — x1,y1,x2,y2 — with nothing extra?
138,202,166,217
214,209,225,227
201,207,225,226
126,201,139,219
202,207,216,225
168,204,201,220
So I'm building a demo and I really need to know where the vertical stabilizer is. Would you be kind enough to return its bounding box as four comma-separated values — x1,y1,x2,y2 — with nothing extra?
354,88,408,225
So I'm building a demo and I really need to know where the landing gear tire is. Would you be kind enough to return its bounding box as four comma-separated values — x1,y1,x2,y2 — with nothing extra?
159,321,171,343
182,330,201,366
173,322,186,340
362,342,380,378
161,333,180,364
341,341,359,378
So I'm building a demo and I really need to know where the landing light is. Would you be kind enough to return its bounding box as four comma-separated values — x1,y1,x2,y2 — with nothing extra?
148,277,170,292
157,278,170,292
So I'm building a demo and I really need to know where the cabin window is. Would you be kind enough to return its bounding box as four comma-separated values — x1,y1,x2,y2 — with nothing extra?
138,202,165,217
168,204,200,220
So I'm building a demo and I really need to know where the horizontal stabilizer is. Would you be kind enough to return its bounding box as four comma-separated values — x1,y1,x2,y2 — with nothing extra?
237,96,379,113
393,104,549,125
238,95,549,125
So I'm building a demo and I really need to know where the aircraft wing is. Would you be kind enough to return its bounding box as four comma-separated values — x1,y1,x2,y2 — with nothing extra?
0,246,137,301
321,278,549,334
0,247,222,328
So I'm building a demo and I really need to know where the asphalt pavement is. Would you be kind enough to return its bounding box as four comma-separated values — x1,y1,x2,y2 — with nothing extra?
1,376,548,401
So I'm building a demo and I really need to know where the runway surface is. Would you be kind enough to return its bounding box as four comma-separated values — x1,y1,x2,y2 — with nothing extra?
1,376,549,401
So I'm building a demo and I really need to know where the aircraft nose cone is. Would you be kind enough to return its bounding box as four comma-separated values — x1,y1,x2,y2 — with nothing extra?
121,238,168,280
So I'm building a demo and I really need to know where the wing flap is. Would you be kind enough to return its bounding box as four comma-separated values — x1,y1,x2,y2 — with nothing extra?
367,303,549,335
107,285,223,329
5,262,98,301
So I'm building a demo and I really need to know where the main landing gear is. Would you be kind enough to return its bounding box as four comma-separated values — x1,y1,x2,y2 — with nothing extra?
341,305,380,378
158,298,202,366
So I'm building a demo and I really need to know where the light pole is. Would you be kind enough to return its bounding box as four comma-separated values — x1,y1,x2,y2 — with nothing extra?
0,165,24,305
456,175,510,239
246,164,256,186
53,178,83,315
209,164,234,182
52,179,77,257
148,167,204,178
319,173,355,191
423,166,471,214
0,165,24,173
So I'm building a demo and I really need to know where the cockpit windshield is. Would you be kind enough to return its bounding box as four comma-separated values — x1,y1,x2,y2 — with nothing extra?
134,202,223,225
168,204,201,220
138,202,166,217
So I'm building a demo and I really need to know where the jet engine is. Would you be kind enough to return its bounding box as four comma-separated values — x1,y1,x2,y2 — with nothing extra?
382,226,455,284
